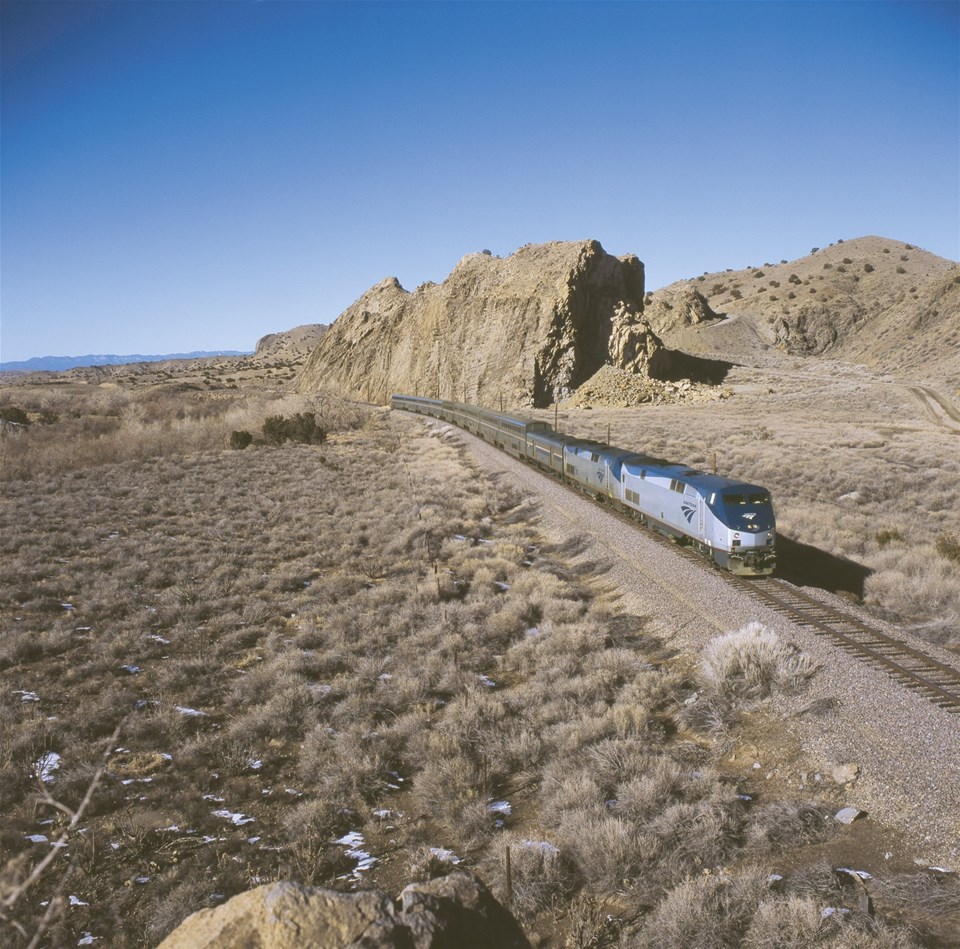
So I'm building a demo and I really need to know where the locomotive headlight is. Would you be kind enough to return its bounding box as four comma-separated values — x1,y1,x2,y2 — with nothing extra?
733,532,740,539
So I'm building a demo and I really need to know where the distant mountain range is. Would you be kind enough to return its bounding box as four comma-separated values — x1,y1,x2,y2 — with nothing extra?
0,351,252,373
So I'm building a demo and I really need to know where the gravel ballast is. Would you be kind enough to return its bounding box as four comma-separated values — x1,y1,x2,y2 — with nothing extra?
445,421,960,867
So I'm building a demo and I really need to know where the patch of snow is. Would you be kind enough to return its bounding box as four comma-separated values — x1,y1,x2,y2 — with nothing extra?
487,800,511,815
247,836,261,844
519,839,558,855
202,794,225,802
429,847,461,864
838,867,872,880
820,907,850,919
335,831,376,874
120,665,141,674
36,752,61,784
147,634,170,644
247,759,263,770
61,603,75,611
78,934,98,945
525,627,539,638
69,895,89,906
493,581,511,591
212,809,254,826
174,706,208,717
25,834,48,844
477,674,496,687
14,690,39,702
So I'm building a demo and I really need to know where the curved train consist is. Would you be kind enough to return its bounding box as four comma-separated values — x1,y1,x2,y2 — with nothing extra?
391,394,776,576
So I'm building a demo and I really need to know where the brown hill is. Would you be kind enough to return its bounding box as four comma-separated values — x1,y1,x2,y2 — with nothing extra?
648,236,960,389
295,240,645,407
254,322,327,362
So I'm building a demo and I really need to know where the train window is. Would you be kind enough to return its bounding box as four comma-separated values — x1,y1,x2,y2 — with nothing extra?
590,453,599,463
724,494,747,504
749,493,770,504
566,463,575,474
625,488,639,504
640,469,646,479
670,480,684,493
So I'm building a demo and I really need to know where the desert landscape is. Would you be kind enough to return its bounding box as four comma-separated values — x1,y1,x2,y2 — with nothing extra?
2,236,960,947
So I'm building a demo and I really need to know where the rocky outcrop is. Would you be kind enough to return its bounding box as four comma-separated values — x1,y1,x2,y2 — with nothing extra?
255,323,328,361
157,872,530,949
642,287,722,338
561,364,731,408
295,240,645,408
607,303,672,378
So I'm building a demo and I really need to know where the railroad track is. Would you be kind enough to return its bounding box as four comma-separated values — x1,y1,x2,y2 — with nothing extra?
734,578,960,713
578,485,960,715
445,422,960,717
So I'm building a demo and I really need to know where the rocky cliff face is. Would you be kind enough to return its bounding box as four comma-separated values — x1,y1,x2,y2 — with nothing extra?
296,240,645,407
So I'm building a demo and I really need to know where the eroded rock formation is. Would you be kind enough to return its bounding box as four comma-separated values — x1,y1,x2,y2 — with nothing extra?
296,240,645,408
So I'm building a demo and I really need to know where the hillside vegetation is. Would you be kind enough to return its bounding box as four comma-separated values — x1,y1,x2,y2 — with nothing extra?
3,392,958,946
648,237,959,391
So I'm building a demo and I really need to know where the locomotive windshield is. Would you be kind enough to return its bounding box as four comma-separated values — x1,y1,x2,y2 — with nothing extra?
713,491,775,531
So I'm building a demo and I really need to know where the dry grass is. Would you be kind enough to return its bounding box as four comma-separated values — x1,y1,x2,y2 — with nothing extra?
531,376,960,650
0,382,947,947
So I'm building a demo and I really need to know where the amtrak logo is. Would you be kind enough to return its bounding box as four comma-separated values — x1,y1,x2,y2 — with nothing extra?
596,468,605,482
743,513,756,521
681,501,697,524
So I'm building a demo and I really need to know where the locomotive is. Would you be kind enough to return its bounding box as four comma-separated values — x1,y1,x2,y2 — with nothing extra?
391,394,776,576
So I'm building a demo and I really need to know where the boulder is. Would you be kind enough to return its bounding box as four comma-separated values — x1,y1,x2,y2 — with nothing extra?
157,872,530,949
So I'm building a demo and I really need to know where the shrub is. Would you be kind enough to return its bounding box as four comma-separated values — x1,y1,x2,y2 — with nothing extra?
229,430,253,450
935,532,960,563
699,622,816,699
864,263,875,273
896,266,906,274
0,406,30,425
876,528,904,548
261,412,327,446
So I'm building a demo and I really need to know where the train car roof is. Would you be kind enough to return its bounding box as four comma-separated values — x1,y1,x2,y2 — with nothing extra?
621,456,769,493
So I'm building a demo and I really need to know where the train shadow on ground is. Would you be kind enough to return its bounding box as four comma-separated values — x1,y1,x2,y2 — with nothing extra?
773,535,872,600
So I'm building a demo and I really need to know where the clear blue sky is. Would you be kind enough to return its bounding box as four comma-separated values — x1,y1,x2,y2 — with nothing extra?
2,0,958,361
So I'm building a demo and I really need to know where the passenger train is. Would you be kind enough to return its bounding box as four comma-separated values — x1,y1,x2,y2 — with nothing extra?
391,394,776,576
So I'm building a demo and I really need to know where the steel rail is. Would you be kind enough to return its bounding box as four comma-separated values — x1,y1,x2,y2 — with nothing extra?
732,578,960,713
517,453,960,715
401,403,960,716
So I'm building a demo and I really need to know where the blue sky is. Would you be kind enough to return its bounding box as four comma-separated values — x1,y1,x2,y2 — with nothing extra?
2,0,958,361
